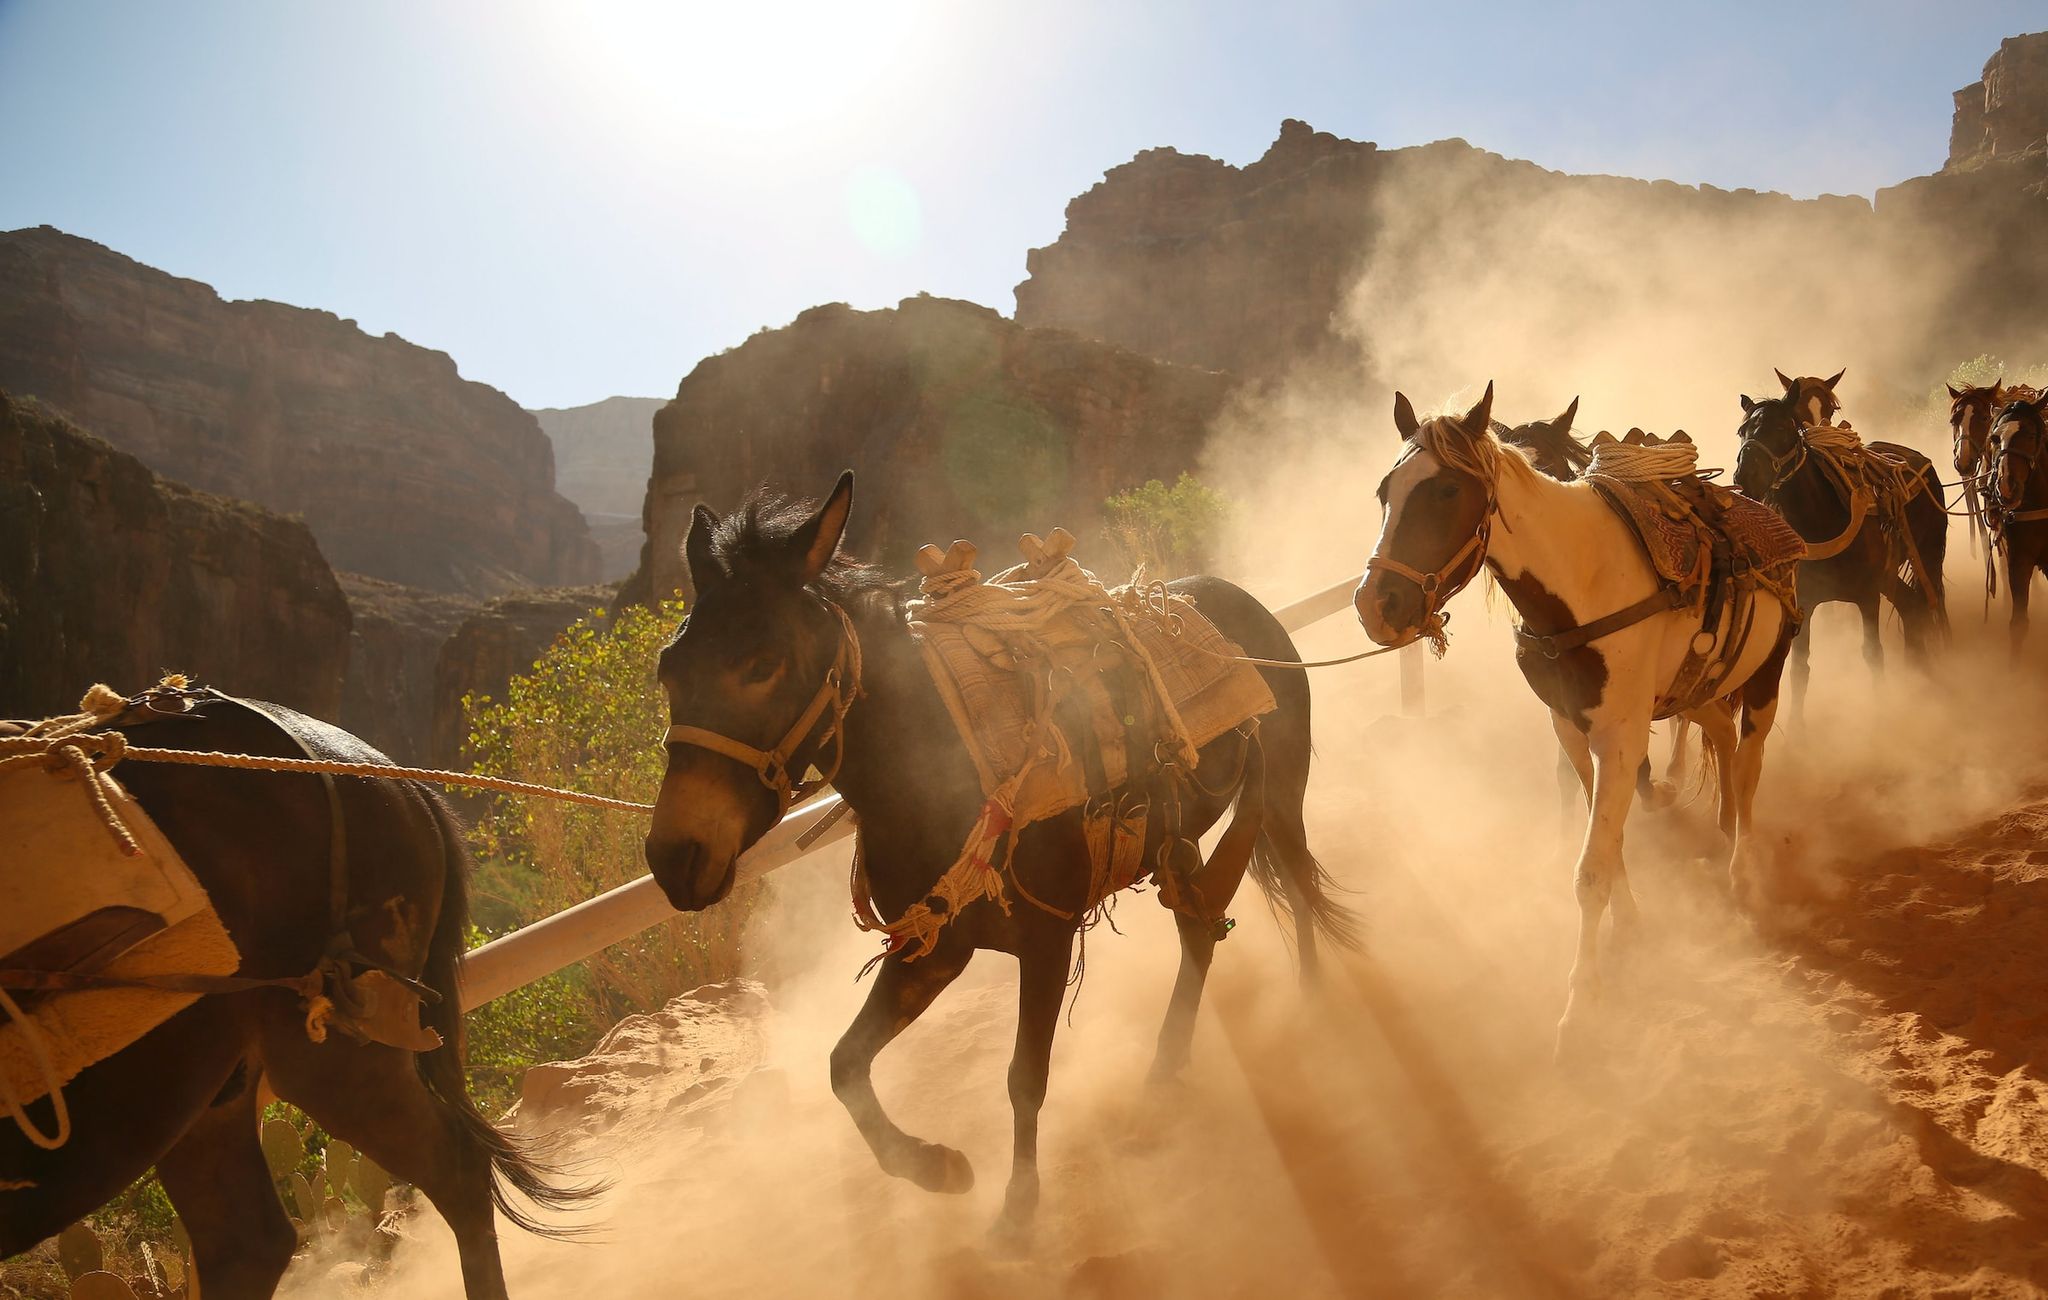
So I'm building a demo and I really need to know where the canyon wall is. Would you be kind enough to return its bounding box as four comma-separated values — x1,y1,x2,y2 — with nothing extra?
626,295,1233,601
0,227,598,596
0,388,351,720
532,395,663,581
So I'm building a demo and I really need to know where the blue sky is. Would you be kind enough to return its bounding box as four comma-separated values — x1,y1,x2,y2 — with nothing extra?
1,1,2038,408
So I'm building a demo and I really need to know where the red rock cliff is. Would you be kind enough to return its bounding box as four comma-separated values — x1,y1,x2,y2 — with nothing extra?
0,227,598,596
624,296,1233,601
0,388,351,719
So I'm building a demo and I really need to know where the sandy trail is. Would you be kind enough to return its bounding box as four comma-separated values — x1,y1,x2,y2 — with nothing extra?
290,602,2048,1299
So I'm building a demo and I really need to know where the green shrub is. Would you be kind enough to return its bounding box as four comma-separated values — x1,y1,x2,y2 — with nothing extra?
1101,473,1235,579
459,598,757,1111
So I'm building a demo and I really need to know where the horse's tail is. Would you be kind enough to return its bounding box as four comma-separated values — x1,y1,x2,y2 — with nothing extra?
417,791,605,1238
1248,830,1362,953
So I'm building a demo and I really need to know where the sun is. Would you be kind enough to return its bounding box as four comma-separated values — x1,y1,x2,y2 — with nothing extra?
548,0,936,142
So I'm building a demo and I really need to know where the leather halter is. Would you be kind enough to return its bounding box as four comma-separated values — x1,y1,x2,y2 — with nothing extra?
1988,405,2048,525
1365,446,1495,638
663,598,864,815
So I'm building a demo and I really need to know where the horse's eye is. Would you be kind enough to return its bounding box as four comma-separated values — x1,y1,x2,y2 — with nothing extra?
1435,480,1460,501
739,654,779,685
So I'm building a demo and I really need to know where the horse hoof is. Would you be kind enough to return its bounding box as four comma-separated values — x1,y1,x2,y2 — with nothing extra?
987,1210,1036,1257
898,1141,975,1195
1643,779,1678,812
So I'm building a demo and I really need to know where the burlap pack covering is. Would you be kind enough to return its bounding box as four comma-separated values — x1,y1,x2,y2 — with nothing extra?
909,532,1276,833
1,761,240,1108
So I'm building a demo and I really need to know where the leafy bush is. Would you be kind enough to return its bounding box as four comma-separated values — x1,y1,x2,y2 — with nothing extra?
459,598,757,1111
1924,354,2048,425
1101,473,1235,579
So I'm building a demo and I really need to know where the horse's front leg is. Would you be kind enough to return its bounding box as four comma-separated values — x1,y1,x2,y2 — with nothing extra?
2013,547,2036,662
1556,713,1649,1062
1858,594,1885,677
1729,631,1793,904
994,926,1076,1249
1788,618,1813,723
828,941,975,1193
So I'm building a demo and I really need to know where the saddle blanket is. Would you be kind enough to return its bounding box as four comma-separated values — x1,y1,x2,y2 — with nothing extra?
1,760,241,1107
1589,473,1807,592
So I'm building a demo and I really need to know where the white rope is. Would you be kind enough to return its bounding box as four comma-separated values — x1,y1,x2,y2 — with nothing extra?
1804,423,1866,454
1586,440,1701,482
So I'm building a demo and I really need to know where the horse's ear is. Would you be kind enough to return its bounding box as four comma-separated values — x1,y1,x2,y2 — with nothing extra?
1556,396,1579,434
789,470,855,584
1824,368,1845,390
685,504,721,591
1948,382,1965,399
1740,394,1756,414
1393,391,1420,440
1774,368,1795,392
1458,381,1494,436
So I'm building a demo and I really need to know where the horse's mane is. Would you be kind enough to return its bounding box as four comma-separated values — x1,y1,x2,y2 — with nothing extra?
1413,411,1543,490
710,489,908,613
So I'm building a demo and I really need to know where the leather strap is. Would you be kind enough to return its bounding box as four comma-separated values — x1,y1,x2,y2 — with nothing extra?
1513,584,1689,659
664,598,863,814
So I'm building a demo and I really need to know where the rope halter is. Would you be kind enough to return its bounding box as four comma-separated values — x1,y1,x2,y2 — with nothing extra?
663,597,864,815
1735,425,1809,496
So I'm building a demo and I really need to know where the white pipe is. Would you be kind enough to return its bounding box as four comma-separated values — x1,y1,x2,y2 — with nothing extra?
456,572,1363,1009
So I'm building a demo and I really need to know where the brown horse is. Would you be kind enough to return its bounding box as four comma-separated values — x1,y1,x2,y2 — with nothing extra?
2,692,587,1298
1953,381,2043,557
1985,395,2048,655
642,472,1354,1245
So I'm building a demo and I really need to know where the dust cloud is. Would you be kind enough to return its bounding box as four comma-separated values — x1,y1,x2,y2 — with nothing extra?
292,166,2048,1298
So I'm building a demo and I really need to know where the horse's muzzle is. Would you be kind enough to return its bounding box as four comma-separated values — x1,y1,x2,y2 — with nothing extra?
645,835,737,911
1354,574,1416,646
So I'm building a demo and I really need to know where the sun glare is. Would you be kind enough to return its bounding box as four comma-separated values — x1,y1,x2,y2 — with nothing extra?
550,0,934,142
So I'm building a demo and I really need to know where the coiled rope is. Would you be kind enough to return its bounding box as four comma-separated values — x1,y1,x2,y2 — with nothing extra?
1586,438,1702,482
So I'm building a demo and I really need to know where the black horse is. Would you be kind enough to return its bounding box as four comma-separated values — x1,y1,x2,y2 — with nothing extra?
1733,392,1949,713
642,472,1353,1243
2,694,587,1299
1985,394,2048,656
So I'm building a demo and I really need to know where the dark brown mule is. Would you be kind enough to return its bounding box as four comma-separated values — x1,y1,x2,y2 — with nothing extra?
643,473,1354,1244
1735,385,1949,717
1985,395,2048,655
1493,397,1588,481
2,695,587,1298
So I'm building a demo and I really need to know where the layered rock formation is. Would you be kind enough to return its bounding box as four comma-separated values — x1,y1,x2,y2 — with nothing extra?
532,396,664,581
627,296,1233,600
0,227,598,596
1017,92,2048,400
1949,31,2048,168
0,388,351,720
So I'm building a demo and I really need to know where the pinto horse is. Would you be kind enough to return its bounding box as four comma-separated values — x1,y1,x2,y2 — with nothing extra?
2,694,586,1299
1985,394,2048,655
1356,385,1795,1057
1733,388,1948,714
1492,400,1691,820
642,473,1355,1243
